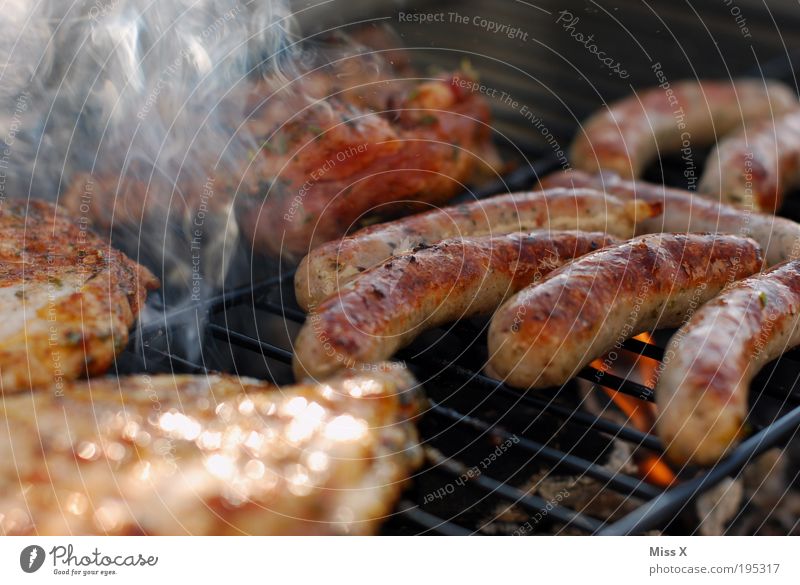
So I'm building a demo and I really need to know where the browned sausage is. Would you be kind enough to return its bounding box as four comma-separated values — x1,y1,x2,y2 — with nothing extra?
293,231,618,380
295,187,660,310
540,170,800,266
570,79,797,178
487,234,762,389
699,110,800,212
657,260,800,466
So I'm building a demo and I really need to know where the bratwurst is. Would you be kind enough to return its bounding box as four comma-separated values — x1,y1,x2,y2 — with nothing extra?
570,79,797,178
293,231,617,380
657,260,800,466
487,233,762,389
295,187,660,310
539,170,800,266
699,109,800,213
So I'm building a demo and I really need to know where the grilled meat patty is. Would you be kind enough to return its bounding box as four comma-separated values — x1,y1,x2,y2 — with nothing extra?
540,170,800,266
570,79,798,179
0,199,158,393
0,366,423,535
657,260,800,466
293,231,619,380
295,188,660,310
487,234,763,389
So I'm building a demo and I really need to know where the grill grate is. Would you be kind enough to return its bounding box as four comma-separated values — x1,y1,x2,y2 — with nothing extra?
119,178,800,534
115,48,800,535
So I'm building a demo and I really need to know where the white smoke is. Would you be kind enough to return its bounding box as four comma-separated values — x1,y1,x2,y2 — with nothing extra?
0,0,302,301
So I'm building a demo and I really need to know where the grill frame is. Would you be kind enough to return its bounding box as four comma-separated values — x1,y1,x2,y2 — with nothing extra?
120,158,800,534
116,46,800,536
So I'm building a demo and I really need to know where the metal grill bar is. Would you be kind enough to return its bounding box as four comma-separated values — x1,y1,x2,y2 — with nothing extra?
133,251,800,535
395,502,472,536
600,403,800,535
430,402,662,501
425,446,606,533
411,358,663,451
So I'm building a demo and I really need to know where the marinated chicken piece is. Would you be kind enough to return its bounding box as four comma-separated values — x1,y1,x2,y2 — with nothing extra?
0,366,423,535
487,234,762,389
0,199,158,392
64,70,499,266
237,71,500,260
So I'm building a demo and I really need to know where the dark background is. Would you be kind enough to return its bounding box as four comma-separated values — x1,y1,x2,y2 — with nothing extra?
292,0,800,158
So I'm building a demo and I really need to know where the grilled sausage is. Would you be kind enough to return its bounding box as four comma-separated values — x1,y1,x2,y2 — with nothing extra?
699,110,800,212
295,188,660,310
570,79,798,178
540,170,800,266
657,260,800,466
293,231,618,380
487,234,763,389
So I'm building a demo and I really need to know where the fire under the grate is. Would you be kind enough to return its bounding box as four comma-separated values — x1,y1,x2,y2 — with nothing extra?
120,262,800,535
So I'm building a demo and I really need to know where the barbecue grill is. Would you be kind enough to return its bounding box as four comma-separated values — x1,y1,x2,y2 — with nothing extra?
116,160,800,535
114,2,800,535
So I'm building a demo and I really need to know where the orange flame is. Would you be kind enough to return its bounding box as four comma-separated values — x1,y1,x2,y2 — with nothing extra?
592,333,676,488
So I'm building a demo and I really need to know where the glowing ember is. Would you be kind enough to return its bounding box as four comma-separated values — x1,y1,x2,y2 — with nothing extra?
592,332,677,488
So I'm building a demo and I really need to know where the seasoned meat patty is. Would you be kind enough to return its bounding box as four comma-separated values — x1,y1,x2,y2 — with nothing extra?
0,366,423,535
0,198,158,392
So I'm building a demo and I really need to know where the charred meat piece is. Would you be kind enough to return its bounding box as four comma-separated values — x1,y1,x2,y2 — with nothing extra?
0,366,423,535
238,72,501,260
0,199,158,393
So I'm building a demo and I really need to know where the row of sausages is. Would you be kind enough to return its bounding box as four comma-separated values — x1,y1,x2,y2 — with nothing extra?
290,78,800,470
571,78,800,213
